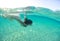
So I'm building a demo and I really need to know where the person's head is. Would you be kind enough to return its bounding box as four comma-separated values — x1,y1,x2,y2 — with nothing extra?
24,18,32,25
28,19,32,25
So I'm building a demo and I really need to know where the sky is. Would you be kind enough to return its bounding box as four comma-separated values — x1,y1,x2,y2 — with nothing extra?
0,0,60,10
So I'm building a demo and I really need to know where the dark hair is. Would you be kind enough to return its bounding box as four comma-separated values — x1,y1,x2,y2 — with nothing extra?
24,18,32,25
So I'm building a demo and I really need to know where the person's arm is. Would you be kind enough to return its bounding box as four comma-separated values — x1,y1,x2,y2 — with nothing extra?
1,13,27,27
14,17,27,27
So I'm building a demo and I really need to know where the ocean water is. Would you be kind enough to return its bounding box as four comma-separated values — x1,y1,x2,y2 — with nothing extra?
0,13,60,41
0,7,60,41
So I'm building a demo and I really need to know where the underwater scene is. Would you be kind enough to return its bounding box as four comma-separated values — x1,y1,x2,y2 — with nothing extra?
0,6,60,41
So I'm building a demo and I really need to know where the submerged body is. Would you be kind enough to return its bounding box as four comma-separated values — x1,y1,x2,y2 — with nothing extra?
1,13,32,27
15,17,32,27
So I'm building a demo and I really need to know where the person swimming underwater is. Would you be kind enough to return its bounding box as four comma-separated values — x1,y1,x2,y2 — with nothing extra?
2,13,32,27
14,17,32,27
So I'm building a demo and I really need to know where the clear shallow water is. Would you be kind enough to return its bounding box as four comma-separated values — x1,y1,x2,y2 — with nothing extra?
0,14,60,41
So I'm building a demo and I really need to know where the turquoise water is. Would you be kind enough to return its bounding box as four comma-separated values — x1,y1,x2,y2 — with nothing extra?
0,13,60,41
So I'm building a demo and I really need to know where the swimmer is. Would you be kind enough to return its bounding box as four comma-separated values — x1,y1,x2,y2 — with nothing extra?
1,9,33,27
15,17,32,27
2,13,32,27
